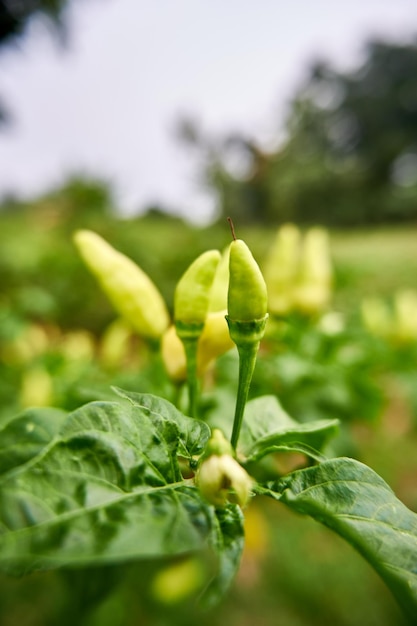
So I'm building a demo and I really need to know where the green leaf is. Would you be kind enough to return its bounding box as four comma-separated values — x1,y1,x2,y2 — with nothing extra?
201,504,244,607
112,387,210,459
0,394,242,606
0,407,67,476
240,395,339,462
260,457,417,622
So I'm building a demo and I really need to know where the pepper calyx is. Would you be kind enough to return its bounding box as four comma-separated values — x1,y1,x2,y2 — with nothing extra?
225,314,269,347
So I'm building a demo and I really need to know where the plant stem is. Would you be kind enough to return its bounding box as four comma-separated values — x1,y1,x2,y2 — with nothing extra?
230,341,259,450
182,337,199,417
171,381,184,411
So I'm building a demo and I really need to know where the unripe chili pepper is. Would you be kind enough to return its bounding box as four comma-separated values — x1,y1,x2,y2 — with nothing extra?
227,239,268,323
263,223,300,316
100,318,133,369
208,246,230,313
226,220,268,450
73,230,169,340
174,249,221,416
20,366,53,408
151,558,205,605
197,309,235,373
361,298,391,339
162,310,234,383
393,290,417,343
293,227,332,315
161,325,187,383
174,250,221,335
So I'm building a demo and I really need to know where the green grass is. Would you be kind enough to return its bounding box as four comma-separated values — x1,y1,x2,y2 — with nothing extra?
330,226,417,310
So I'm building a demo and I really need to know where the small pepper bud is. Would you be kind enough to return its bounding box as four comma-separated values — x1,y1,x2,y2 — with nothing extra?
73,230,169,340
197,430,253,508
174,250,221,339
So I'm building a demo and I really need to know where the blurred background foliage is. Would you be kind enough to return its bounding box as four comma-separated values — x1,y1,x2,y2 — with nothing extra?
1,3,417,625
178,38,417,227
1,183,417,625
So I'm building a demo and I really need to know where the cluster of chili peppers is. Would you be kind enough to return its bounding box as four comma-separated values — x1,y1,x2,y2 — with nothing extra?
74,219,268,507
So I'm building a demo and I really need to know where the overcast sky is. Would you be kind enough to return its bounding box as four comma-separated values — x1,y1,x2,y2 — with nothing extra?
1,0,416,223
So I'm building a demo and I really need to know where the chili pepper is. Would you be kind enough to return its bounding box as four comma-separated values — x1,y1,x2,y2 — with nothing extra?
151,558,205,605
174,250,220,417
226,223,268,450
227,239,268,323
393,290,417,343
208,246,230,313
293,227,332,315
174,250,221,334
361,298,391,339
263,223,301,316
100,318,133,369
161,325,187,383
161,310,234,383
73,230,169,340
197,309,234,373
20,366,53,408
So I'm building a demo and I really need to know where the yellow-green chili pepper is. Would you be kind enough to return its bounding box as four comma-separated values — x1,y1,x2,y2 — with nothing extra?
208,246,230,313
20,366,53,408
197,309,234,374
293,227,332,315
226,224,268,450
393,290,417,343
263,223,301,316
174,250,221,335
174,249,221,416
151,558,206,605
73,230,169,340
161,310,234,383
227,239,268,323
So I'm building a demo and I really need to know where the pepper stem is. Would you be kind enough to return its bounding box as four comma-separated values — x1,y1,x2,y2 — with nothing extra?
226,315,268,450
227,217,237,241
175,320,204,418
230,341,259,450
182,337,199,417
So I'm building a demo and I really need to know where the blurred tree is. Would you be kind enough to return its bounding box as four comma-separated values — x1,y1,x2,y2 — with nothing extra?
285,39,417,224
180,39,417,226
0,0,78,125
0,175,114,221
0,0,68,45
176,118,275,224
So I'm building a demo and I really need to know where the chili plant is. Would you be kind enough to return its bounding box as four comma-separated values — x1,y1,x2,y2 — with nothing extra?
0,228,416,624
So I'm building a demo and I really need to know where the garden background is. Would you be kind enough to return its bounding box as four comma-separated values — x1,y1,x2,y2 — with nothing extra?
1,2,417,624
